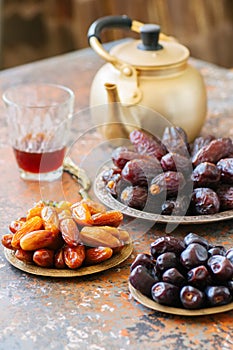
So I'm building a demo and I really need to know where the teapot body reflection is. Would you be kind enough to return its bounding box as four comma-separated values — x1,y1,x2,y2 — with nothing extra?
88,16,207,141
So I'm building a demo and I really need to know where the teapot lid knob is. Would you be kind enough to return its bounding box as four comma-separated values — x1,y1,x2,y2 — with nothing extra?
138,24,163,51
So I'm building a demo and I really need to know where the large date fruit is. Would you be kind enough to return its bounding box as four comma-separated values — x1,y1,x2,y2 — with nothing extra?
121,158,162,186
161,126,189,155
33,248,54,267
216,184,233,210
192,137,233,167
205,286,232,306
155,252,178,273
183,232,209,249
111,146,152,169
120,185,148,210
180,243,208,269
151,282,180,306
180,285,205,309
63,244,86,269
217,158,233,184
187,265,212,290
129,129,166,160
15,248,34,263
162,268,186,287
150,171,185,197
150,236,185,259
191,187,220,215
160,152,191,173
191,162,221,188
59,217,80,247
130,253,156,272
207,255,233,282
161,196,189,216
20,229,63,251
80,226,122,248
11,216,43,249
129,265,159,297
41,206,59,234
84,247,113,265
191,135,215,157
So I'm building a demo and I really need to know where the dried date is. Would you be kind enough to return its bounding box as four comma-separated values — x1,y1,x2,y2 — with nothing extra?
216,184,233,211
191,135,215,157
92,210,123,227
80,226,122,248
63,244,85,269
41,206,60,234
121,158,162,186
54,247,66,269
11,216,43,249
129,129,166,160
84,247,113,265
33,248,54,267
15,248,34,263
191,188,220,215
162,126,189,155
20,229,62,251
111,146,152,169
191,162,221,188
120,185,148,210
192,138,233,167
160,152,192,173
217,158,233,184
150,171,185,197
161,196,189,216
1,233,14,250
59,217,80,247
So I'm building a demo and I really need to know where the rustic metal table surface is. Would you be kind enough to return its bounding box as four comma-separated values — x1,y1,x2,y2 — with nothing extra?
0,41,233,350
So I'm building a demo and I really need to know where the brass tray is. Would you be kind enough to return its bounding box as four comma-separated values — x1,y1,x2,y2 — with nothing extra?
129,282,233,316
94,170,233,225
4,243,133,277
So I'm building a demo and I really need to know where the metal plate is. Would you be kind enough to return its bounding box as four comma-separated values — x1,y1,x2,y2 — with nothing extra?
129,282,233,316
94,170,233,225
4,243,133,277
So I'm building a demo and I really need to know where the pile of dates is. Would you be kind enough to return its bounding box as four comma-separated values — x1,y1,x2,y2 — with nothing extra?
1,199,130,269
129,233,233,309
102,127,233,215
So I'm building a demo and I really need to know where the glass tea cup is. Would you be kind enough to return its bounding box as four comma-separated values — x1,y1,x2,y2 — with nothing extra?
2,83,75,181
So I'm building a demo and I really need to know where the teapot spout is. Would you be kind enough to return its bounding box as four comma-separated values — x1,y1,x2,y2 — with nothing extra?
105,82,120,104
102,83,129,140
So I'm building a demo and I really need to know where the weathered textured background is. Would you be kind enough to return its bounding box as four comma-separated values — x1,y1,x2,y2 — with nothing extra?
1,0,233,69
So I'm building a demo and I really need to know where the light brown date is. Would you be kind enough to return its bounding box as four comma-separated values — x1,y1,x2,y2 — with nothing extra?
80,226,122,248
41,206,60,234
92,210,123,227
11,216,43,249
20,229,61,251
33,249,54,267
63,244,86,269
84,247,113,265
72,202,94,226
59,217,80,247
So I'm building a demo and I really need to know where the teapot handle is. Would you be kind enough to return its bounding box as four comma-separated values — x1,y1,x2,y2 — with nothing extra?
88,15,144,74
88,15,174,73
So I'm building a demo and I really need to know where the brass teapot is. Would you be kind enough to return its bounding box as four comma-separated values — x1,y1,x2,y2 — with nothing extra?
88,15,207,141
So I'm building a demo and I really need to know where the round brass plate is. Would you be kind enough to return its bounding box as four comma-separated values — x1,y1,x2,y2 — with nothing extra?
129,282,233,316
4,243,133,277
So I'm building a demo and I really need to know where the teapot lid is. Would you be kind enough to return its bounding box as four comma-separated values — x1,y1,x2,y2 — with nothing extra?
110,24,189,69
